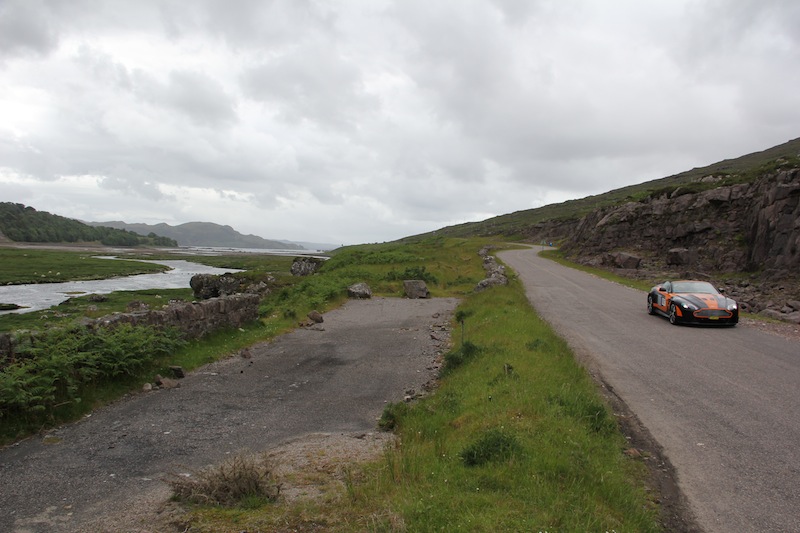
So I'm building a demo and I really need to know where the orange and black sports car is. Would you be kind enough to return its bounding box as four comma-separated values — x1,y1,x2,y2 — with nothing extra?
647,280,738,326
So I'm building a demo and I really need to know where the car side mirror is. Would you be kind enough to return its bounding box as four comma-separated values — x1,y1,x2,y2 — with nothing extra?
658,287,667,292
718,287,725,293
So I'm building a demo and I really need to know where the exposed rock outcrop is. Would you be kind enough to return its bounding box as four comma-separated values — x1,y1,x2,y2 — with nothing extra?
563,168,800,275
291,257,322,276
558,167,800,320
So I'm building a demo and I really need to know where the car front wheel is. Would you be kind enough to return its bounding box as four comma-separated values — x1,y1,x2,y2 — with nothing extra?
668,303,679,325
647,295,656,315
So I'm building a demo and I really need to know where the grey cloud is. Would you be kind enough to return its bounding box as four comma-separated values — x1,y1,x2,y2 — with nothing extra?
240,43,379,130
132,70,238,128
200,0,335,48
0,0,59,59
98,175,168,202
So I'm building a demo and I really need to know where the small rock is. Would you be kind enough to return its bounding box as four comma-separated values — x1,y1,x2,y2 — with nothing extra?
308,310,324,323
169,365,185,379
154,374,180,389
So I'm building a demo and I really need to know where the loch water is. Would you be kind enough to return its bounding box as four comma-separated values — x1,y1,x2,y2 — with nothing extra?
0,259,242,315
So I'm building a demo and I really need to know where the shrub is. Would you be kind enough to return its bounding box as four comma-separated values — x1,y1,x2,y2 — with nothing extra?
385,266,438,284
0,324,185,421
167,453,281,507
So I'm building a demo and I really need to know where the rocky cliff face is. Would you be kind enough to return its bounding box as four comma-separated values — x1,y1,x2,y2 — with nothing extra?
562,167,799,274
556,167,800,318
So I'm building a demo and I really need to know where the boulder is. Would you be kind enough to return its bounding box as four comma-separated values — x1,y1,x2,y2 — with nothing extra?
758,309,785,321
347,282,372,299
291,257,322,276
612,252,642,269
127,300,149,312
307,310,324,323
666,248,693,266
784,311,800,324
190,273,241,299
475,275,507,291
403,280,430,299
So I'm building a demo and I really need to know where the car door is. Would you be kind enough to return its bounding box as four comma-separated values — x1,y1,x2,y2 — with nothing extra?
654,282,672,313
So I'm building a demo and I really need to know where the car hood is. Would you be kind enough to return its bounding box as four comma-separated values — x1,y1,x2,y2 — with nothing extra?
677,293,731,309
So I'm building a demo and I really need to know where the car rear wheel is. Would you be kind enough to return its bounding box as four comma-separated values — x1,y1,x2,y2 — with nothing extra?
668,303,679,325
647,295,656,315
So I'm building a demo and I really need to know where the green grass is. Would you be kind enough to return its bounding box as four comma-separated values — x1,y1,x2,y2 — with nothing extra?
177,255,659,532
1,238,661,530
373,282,657,532
0,248,168,285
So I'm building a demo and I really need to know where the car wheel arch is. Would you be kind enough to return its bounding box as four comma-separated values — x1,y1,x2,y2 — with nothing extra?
668,303,679,325
647,294,656,315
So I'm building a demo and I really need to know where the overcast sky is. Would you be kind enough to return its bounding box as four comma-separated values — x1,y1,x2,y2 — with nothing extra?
1,1,798,246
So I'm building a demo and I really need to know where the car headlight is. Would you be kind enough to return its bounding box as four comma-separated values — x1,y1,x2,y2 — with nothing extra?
727,302,738,311
680,302,698,310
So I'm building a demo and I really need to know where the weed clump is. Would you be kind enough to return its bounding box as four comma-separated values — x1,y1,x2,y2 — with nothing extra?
378,401,410,431
167,453,281,507
460,428,522,467
442,341,480,374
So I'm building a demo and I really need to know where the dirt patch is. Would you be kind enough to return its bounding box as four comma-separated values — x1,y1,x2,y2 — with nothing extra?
81,432,397,533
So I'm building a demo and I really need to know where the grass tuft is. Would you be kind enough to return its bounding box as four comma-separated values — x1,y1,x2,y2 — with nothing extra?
460,427,522,466
167,453,281,508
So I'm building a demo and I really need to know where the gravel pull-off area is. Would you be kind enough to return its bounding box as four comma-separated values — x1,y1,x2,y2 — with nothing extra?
0,297,458,533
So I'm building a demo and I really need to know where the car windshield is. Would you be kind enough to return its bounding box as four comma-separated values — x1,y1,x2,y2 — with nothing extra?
671,281,718,294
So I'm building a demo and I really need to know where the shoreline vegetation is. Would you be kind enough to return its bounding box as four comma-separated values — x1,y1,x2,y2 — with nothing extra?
1,238,663,530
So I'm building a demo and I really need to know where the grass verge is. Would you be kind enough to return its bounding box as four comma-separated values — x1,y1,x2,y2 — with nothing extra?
176,276,659,532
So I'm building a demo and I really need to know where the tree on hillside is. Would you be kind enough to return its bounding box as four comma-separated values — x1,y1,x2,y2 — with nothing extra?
0,203,178,247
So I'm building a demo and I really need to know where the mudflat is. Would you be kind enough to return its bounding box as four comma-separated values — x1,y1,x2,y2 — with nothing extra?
0,296,458,533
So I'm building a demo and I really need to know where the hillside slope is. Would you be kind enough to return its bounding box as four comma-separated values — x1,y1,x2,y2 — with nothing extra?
408,137,800,243
406,137,800,321
0,203,177,247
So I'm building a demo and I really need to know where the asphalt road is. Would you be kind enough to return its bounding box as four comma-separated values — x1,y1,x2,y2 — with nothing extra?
0,297,458,532
499,248,800,533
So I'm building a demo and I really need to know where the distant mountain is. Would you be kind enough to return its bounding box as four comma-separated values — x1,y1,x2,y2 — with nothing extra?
89,221,306,250
278,240,339,252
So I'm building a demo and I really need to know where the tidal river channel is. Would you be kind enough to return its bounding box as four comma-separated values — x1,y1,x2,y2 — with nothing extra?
0,259,241,315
